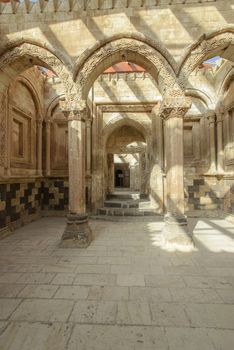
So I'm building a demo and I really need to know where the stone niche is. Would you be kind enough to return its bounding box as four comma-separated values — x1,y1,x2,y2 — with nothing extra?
8,79,37,175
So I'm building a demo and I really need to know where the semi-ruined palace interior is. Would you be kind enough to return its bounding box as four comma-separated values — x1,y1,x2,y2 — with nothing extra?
0,1,234,349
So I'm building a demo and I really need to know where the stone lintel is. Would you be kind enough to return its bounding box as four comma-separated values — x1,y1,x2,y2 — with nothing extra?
60,213,92,248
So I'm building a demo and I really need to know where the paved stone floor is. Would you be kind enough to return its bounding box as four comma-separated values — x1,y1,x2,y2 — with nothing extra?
0,216,234,349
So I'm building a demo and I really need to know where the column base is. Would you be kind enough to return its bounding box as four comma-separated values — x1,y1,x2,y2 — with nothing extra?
162,213,194,247
60,213,92,248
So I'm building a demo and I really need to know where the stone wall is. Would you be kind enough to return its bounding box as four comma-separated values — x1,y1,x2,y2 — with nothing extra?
43,178,69,213
0,180,43,233
0,1,233,62
0,178,70,235
185,176,234,216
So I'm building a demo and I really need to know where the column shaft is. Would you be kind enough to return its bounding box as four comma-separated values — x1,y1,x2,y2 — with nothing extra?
37,120,42,176
60,103,92,249
46,121,51,176
216,113,224,173
165,115,185,215
162,105,193,247
69,119,86,214
208,115,216,172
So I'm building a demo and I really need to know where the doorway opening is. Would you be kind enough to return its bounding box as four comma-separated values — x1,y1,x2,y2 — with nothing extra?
115,163,130,188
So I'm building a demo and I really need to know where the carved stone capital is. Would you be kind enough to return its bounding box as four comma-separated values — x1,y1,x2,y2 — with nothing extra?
161,106,190,120
59,99,87,121
160,92,191,120
206,110,216,123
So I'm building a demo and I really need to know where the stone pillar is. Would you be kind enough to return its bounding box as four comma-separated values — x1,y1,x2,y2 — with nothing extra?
107,153,114,194
216,111,224,173
60,101,92,248
36,120,42,176
45,121,51,177
152,105,163,167
150,106,164,213
161,99,193,246
207,112,216,173
86,118,92,207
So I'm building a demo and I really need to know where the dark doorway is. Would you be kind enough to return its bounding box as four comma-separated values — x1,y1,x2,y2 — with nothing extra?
115,169,124,187
114,163,130,188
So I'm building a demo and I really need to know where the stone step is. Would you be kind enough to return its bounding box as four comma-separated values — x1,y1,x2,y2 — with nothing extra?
97,207,156,217
106,193,147,200
103,200,149,209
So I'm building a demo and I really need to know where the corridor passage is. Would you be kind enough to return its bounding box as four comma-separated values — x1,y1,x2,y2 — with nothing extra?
0,217,234,349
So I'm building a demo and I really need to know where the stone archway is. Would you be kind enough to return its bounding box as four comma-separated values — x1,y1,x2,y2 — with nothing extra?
178,28,234,81
74,33,181,100
0,41,75,171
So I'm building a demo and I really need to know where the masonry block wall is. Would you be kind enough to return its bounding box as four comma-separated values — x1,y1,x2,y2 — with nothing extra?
43,179,69,213
0,180,43,232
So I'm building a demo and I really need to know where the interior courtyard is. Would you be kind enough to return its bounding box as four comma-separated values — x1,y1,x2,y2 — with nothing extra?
0,0,234,348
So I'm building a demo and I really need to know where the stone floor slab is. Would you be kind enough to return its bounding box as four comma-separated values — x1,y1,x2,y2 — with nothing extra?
18,285,59,299
0,284,25,298
54,286,89,300
117,274,145,286
69,301,117,324
88,286,129,301
0,299,22,320
0,322,73,350
150,302,190,327
117,301,152,325
67,324,168,350
10,299,74,322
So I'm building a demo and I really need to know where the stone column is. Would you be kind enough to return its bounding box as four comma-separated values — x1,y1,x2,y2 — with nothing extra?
216,110,224,173
207,112,216,173
86,119,92,177
152,105,163,167
107,153,114,194
45,120,51,177
161,99,193,246
86,118,92,207
36,119,42,176
60,101,92,248
150,106,164,213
